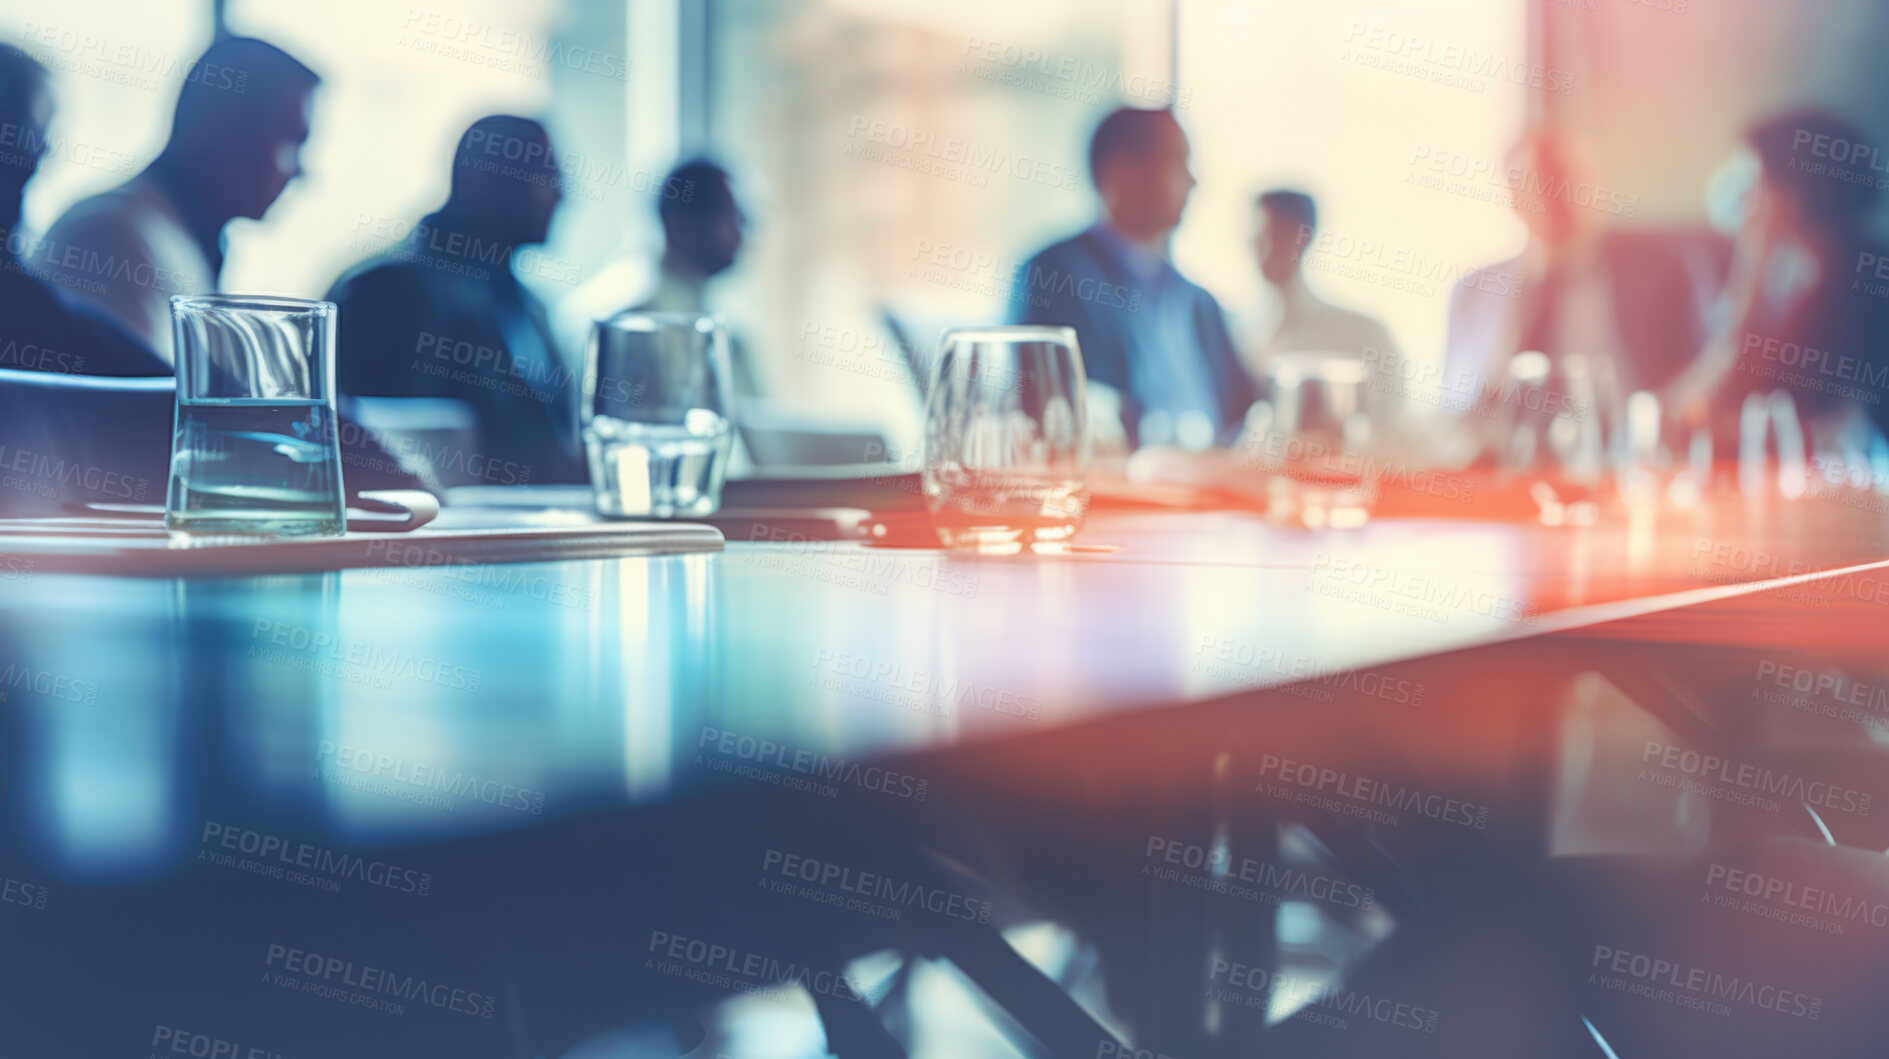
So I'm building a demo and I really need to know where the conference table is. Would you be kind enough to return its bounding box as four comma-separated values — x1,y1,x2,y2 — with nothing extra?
2,483,1888,1058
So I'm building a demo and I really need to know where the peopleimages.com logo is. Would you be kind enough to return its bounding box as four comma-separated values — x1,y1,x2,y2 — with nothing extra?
646,929,879,1005
200,821,432,896
315,741,545,814
263,943,496,1019
1704,861,1889,935
1257,754,1492,830
1144,836,1376,910
1209,958,1440,1033
760,848,993,923
1640,741,1871,816
2,872,48,911
1589,944,1821,1020
695,726,929,801
149,1024,289,1059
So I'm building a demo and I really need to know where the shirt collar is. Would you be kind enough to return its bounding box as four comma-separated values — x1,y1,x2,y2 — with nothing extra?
655,260,711,310
1089,221,1173,284
1270,275,1327,322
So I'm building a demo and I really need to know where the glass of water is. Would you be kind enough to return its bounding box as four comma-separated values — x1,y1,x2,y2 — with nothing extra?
583,312,734,518
165,294,346,536
921,326,1089,551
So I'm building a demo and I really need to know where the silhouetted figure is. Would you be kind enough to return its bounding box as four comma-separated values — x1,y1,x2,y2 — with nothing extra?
630,159,760,398
39,37,319,362
327,115,584,483
1667,110,1889,450
0,45,167,377
1245,189,1400,365
0,47,420,511
1011,107,1256,451
1446,129,1727,410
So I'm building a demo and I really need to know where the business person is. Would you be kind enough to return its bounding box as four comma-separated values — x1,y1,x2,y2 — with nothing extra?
1245,189,1401,365
628,158,761,399
327,115,584,483
1011,107,1257,451
1666,110,1889,450
0,44,167,377
1445,129,1727,412
38,37,319,362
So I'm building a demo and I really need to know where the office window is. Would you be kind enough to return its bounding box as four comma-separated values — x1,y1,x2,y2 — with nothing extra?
1175,0,1529,369
9,6,206,239
222,0,647,307
709,0,1176,453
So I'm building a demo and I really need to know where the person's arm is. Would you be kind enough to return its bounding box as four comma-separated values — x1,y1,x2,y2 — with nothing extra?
1665,230,1768,429
39,208,175,360
1200,292,1259,448
0,269,170,378
56,288,173,377
327,266,433,398
1010,246,1132,452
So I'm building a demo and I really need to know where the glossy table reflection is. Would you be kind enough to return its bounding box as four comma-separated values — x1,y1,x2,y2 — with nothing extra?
5,500,1853,871
3,497,1889,1057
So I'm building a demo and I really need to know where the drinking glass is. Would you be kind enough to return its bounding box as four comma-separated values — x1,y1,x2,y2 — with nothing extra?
921,326,1088,551
165,294,346,536
583,312,734,518
1496,351,1622,525
1254,352,1377,528
1738,389,1809,499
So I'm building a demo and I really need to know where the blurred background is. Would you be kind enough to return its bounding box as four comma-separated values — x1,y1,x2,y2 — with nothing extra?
10,0,1889,454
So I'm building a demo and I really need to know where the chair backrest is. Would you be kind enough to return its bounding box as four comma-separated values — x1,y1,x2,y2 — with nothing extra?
0,369,175,516
347,396,481,490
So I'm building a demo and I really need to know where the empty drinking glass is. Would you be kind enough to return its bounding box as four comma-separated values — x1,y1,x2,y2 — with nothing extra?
1495,351,1622,525
1254,351,1378,528
584,312,734,518
1738,388,1809,499
921,326,1089,551
165,294,346,536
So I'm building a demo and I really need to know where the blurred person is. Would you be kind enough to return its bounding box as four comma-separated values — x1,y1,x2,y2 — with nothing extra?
38,37,319,362
1445,129,1726,414
1665,110,1889,454
0,44,166,377
1011,107,1256,452
0,43,422,508
327,115,584,483
628,158,761,399
0,44,418,508
1245,189,1400,366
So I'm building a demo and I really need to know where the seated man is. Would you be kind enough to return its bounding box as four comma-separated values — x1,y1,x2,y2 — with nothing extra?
1446,129,1727,412
1245,189,1401,366
38,37,319,363
0,45,422,509
1011,107,1257,452
629,158,760,399
0,44,167,377
326,115,585,484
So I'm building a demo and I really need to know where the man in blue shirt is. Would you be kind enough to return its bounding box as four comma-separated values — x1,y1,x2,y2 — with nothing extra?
1011,108,1256,450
